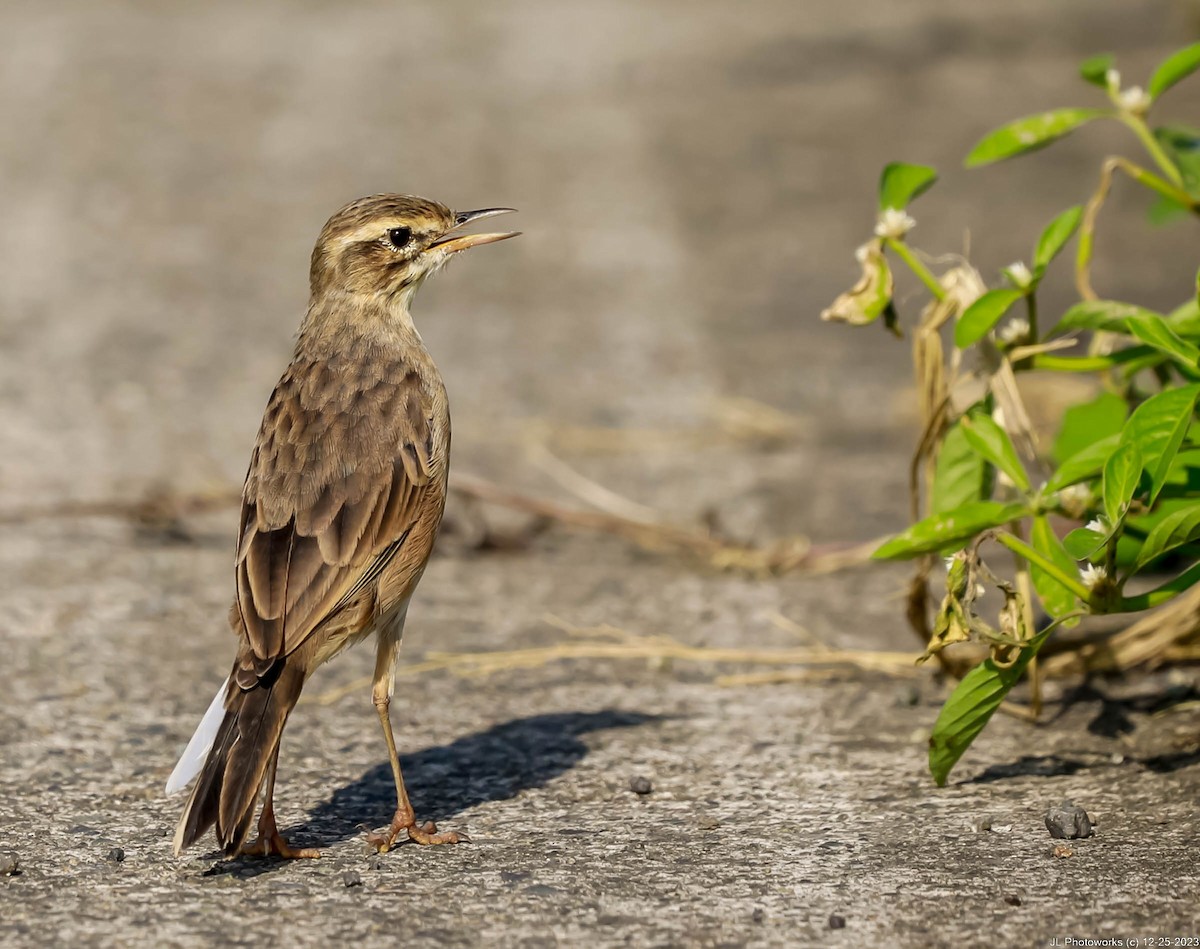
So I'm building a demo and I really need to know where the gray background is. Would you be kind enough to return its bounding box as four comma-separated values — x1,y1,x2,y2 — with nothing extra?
1,1,1198,946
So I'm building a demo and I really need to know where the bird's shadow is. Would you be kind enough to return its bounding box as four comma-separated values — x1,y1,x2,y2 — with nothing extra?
207,709,657,873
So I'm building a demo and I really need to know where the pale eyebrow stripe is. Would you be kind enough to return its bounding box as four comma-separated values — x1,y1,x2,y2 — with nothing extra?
342,217,445,246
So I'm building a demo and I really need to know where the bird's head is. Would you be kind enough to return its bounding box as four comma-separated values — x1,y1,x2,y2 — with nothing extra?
309,194,518,304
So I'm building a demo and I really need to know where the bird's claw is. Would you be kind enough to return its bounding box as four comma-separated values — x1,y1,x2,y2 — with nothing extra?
366,814,466,852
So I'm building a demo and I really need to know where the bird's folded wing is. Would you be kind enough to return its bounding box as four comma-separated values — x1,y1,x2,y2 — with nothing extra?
234,359,437,667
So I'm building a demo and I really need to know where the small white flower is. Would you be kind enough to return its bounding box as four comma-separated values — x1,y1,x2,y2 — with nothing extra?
943,555,957,572
1004,262,1034,290
996,316,1030,345
991,406,1006,429
1105,68,1121,94
1080,563,1109,590
1117,85,1151,116
1084,518,1106,534
875,207,916,240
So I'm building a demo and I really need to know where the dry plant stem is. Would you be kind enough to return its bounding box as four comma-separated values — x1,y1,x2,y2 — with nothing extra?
525,442,660,522
450,472,875,576
990,358,1039,463
903,264,970,661
995,701,1041,723
1040,583,1200,677
521,395,803,455
0,473,877,577
1075,156,1194,301
307,616,927,706
0,489,241,527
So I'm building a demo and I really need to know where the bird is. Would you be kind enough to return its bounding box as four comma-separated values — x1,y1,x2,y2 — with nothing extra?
166,194,518,859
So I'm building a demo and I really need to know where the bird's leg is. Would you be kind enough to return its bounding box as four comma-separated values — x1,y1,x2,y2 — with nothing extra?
236,746,320,859
365,636,463,852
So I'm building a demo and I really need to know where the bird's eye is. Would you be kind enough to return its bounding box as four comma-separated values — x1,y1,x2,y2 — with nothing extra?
387,227,412,249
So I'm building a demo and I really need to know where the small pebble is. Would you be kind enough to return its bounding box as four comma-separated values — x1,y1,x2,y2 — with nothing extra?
895,684,920,707
342,871,363,888
366,855,385,871
629,776,653,795
1004,894,1022,906
1053,844,1074,859
752,908,765,923
106,848,125,863
698,817,721,831
829,914,846,930
0,853,19,876
1045,800,1093,840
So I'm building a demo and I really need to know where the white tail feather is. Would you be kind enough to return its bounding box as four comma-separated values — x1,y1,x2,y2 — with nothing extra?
165,676,229,795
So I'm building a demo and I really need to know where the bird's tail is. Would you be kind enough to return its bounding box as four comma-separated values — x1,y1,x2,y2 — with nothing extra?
169,657,304,856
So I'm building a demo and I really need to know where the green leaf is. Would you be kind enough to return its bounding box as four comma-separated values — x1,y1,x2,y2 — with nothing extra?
1133,504,1200,571
878,162,938,212
1031,516,1082,619
1054,300,1155,332
1046,433,1121,493
1103,440,1143,525
1169,296,1200,337
932,419,992,514
1148,42,1200,99
1125,312,1200,366
1033,205,1083,273
1056,301,1200,366
1153,125,1200,199
1123,385,1200,505
960,412,1031,492
1147,192,1191,226
1052,391,1127,464
955,288,1025,348
965,109,1107,168
1080,53,1115,87
1064,527,1107,560
873,502,1028,560
928,628,1052,786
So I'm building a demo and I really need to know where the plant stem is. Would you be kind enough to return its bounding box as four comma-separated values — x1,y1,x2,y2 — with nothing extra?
1119,113,1185,190
885,238,946,301
993,531,1092,602
1075,156,1195,301
1025,292,1039,342
1117,560,1200,611
1031,354,1128,372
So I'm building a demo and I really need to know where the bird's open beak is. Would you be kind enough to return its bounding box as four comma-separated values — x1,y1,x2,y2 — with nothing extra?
430,208,520,253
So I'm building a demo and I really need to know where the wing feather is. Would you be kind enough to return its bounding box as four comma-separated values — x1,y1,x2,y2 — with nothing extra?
233,347,443,666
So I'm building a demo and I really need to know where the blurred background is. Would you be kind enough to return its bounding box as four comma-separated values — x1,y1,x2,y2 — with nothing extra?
2,3,1200,942
2,0,1198,546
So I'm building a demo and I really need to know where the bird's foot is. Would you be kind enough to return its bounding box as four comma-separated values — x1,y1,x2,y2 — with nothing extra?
237,829,320,860
366,812,467,852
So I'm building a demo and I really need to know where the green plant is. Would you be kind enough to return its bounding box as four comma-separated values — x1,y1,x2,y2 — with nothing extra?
823,44,1200,786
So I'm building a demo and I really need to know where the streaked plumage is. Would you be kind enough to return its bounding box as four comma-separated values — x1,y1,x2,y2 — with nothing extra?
169,194,517,858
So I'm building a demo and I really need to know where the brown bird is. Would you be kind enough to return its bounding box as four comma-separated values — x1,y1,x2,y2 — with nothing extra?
166,194,518,859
